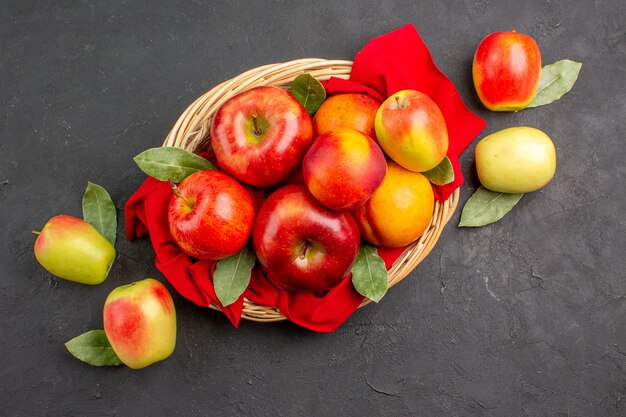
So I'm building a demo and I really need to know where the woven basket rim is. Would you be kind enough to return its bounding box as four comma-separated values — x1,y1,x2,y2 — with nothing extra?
162,58,459,323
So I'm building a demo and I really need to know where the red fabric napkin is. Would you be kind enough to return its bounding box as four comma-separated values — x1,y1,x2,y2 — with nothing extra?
325,23,486,201
125,24,485,332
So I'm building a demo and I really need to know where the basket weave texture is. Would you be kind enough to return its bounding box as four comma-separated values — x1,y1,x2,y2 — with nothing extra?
162,58,459,322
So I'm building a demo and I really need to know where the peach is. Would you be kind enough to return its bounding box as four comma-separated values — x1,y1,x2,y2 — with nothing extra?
312,93,380,140
353,162,434,248
302,127,387,211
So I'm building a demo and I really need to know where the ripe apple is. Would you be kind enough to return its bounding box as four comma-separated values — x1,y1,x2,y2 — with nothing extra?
312,93,381,140
353,162,434,248
33,215,115,285
475,126,556,193
103,278,176,369
473,31,542,111
252,184,360,292
210,86,313,187
168,169,255,260
302,127,387,211
375,90,449,172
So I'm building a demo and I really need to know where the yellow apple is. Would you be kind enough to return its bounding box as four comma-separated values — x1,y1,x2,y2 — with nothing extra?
475,126,556,193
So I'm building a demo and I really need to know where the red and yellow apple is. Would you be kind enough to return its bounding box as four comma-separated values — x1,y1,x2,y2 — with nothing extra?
168,170,255,260
473,31,542,111
33,215,115,285
312,93,380,140
475,126,556,193
210,86,313,187
375,90,449,172
103,278,176,369
252,184,360,292
302,127,387,211
353,162,434,248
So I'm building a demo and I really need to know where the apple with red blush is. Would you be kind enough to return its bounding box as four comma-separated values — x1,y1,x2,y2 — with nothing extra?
103,278,176,369
252,184,360,292
472,31,542,111
375,90,449,173
168,169,255,260
210,86,313,187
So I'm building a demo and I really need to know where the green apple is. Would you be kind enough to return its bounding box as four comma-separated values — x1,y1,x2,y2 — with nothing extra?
103,278,177,369
33,215,115,285
475,126,556,193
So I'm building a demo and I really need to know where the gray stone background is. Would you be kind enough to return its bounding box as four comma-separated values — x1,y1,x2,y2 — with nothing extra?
1,0,624,416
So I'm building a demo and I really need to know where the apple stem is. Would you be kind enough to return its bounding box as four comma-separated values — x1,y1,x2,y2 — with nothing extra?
252,114,262,136
299,241,310,260
168,178,194,209
31,230,41,235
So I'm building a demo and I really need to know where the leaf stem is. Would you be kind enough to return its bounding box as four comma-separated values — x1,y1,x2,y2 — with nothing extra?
32,230,41,235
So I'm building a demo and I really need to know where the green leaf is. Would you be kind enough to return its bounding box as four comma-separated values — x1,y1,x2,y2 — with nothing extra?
213,246,256,307
65,330,122,367
82,182,117,246
291,73,326,116
351,244,389,303
527,60,582,108
422,156,455,185
458,186,523,227
133,147,215,183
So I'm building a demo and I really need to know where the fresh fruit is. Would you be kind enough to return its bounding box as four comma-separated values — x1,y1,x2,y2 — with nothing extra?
302,127,387,211
210,85,313,187
312,93,380,139
475,126,556,193
353,162,434,247
472,31,542,111
375,90,449,172
103,278,176,369
168,170,255,260
252,184,360,292
33,215,115,285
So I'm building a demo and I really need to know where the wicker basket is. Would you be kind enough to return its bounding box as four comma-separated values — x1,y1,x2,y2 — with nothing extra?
162,58,459,322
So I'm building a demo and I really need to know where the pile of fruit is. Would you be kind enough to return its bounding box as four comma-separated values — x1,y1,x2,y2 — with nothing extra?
32,27,580,369
164,85,448,292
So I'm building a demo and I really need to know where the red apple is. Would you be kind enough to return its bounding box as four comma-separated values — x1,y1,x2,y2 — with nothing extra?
302,127,387,211
252,184,360,292
473,31,542,111
375,90,449,172
312,93,381,140
210,86,313,187
168,170,255,260
103,278,176,369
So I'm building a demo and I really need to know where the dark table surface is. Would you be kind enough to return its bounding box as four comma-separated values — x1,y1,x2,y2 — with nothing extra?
2,1,625,416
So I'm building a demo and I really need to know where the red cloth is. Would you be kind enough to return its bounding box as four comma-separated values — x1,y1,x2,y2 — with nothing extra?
125,24,485,332
324,24,486,201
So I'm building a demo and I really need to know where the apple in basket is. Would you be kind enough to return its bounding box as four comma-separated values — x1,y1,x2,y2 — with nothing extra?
210,86,313,187
375,89,449,172
168,170,255,260
302,127,387,211
252,184,361,292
